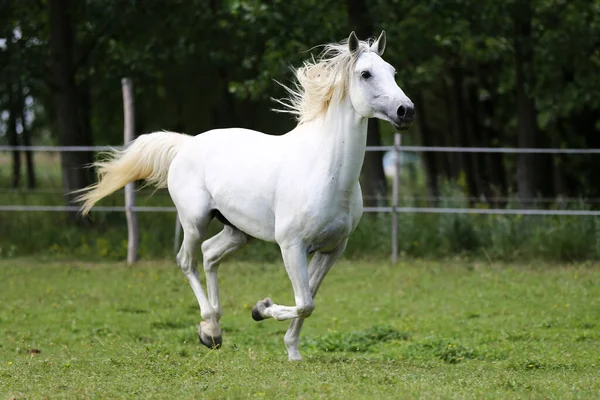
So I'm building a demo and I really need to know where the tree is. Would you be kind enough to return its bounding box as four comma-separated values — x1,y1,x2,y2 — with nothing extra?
3,27,22,188
48,0,94,211
512,0,542,204
1,14,38,189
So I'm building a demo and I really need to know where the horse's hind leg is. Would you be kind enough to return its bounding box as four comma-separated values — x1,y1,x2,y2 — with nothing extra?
201,225,248,329
176,211,222,348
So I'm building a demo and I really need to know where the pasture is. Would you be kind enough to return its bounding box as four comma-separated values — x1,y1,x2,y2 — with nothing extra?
1,258,599,398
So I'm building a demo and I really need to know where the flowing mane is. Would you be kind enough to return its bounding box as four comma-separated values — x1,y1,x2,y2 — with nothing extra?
273,38,377,124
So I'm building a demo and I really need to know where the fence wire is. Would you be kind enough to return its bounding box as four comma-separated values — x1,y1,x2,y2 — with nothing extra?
2,145,600,154
2,205,600,217
1,144,599,218
3,188,600,204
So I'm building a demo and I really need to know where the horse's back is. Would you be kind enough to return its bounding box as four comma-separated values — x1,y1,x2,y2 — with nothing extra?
187,127,285,186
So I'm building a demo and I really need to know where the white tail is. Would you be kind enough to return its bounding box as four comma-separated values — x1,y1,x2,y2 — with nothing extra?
76,131,190,215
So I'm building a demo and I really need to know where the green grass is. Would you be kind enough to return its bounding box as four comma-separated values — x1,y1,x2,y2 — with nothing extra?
1,258,599,398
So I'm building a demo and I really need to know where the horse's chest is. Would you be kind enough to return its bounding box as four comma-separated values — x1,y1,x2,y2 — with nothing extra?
277,182,362,252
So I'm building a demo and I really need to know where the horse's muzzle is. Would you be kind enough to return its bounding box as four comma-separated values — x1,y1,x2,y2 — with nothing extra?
392,104,415,130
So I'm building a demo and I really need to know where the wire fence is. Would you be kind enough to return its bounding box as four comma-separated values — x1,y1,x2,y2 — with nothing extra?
2,205,600,216
2,139,599,262
3,144,600,154
1,143,599,213
3,187,600,204
2,143,599,217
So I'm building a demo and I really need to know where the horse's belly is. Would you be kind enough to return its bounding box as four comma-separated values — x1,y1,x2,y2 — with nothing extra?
211,189,277,242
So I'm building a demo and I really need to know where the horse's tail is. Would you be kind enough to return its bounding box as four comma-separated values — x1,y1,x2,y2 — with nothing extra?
76,131,190,215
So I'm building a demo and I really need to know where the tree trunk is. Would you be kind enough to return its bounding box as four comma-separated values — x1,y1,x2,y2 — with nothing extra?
347,0,388,207
449,67,479,198
49,0,93,212
8,93,21,189
441,79,461,180
78,76,94,153
414,92,439,201
478,63,507,205
513,0,540,206
483,136,508,207
465,80,486,200
5,30,21,188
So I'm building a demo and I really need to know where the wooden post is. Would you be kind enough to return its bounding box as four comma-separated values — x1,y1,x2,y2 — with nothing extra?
122,78,138,265
392,133,401,265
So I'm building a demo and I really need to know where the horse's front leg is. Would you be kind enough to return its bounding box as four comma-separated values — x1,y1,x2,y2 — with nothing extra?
252,243,313,322
283,240,347,360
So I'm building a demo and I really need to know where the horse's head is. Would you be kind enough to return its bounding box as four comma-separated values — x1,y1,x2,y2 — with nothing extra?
347,31,414,130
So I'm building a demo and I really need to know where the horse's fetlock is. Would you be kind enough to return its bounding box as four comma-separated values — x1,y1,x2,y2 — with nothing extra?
284,332,298,347
201,308,219,323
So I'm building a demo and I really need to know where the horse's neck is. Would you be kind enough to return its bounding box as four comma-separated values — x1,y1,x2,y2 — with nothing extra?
310,95,368,193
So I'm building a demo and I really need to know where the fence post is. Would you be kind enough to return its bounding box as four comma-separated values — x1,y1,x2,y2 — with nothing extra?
392,133,401,265
122,78,138,265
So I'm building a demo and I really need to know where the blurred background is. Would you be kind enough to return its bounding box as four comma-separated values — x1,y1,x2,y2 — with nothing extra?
1,0,599,261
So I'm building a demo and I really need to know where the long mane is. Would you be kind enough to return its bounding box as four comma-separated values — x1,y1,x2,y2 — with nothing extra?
273,38,377,124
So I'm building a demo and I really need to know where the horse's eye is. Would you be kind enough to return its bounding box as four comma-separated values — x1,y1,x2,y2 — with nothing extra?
361,70,372,79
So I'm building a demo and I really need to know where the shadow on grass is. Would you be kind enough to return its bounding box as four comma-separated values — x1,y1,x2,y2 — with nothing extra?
117,307,148,314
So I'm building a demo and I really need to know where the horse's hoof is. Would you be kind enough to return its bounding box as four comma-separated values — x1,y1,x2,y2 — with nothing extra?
251,306,264,321
198,322,222,349
251,297,273,321
198,330,222,349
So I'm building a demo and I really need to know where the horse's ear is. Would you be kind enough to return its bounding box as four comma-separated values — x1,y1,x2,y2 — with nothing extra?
348,31,359,54
370,31,386,56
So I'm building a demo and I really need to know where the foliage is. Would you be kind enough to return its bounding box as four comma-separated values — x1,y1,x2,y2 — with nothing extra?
1,259,599,398
2,0,599,193
403,338,478,364
303,326,409,353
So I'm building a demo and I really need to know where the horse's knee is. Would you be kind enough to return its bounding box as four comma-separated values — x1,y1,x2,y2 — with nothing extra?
177,251,196,276
297,302,315,318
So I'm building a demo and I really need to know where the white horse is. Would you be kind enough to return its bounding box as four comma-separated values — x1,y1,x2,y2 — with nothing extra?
78,31,414,361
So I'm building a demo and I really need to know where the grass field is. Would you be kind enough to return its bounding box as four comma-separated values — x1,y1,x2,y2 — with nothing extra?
1,258,599,399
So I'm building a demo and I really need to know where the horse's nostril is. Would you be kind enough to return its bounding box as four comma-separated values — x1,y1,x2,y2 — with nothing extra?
397,105,406,118
405,105,415,119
